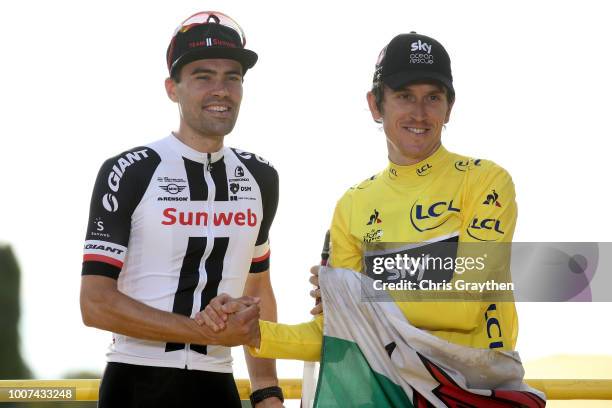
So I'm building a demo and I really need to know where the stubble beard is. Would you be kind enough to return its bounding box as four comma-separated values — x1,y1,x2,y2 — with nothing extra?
198,117,237,138
187,108,239,140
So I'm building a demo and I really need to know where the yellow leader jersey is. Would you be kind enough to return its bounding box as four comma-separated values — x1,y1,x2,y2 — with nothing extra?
252,145,518,361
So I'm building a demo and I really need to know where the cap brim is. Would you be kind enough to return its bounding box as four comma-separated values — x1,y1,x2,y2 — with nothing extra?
171,47,258,76
383,71,454,95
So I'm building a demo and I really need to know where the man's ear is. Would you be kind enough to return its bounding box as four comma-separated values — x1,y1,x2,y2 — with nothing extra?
367,91,383,123
165,77,178,103
445,100,454,123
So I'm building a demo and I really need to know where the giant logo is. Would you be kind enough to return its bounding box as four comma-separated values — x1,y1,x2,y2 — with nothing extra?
107,149,150,192
466,217,505,241
84,243,125,255
410,200,460,232
102,193,118,212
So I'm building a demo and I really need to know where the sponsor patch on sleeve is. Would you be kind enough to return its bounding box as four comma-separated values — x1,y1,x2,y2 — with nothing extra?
83,239,128,269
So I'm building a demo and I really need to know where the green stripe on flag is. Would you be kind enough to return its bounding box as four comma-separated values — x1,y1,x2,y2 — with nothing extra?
314,336,414,408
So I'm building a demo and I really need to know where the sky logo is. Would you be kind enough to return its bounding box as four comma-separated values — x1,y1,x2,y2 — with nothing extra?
411,40,432,54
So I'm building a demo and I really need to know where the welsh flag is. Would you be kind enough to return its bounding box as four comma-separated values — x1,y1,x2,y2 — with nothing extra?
313,268,546,408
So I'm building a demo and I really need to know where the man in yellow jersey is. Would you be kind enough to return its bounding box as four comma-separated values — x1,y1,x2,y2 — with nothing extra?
198,32,545,407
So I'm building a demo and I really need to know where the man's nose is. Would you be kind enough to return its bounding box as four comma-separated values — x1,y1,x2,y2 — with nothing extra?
410,101,426,121
211,80,230,97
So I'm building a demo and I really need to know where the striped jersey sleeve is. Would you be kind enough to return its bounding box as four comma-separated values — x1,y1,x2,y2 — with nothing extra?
82,147,161,279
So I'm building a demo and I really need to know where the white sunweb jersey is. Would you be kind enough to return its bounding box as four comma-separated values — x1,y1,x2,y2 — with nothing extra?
82,134,278,373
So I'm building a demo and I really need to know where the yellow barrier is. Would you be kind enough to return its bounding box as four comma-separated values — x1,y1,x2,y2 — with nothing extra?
0,379,611,401
524,379,612,400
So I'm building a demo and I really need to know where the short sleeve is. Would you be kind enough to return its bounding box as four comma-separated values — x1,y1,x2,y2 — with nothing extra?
82,147,160,278
462,163,517,243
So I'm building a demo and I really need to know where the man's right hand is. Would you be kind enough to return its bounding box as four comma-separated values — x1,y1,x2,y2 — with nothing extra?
194,294,261,347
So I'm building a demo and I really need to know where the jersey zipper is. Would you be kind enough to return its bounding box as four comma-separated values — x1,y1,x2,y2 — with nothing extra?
186,152,217,369
203,152,217,275
203,152,216,263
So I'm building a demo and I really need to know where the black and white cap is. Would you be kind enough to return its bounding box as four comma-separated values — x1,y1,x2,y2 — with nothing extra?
373,32,453,97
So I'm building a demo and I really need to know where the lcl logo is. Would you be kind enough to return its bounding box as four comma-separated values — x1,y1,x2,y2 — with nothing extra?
466,217,505,241
454,159,482,172
410,200,460,232
485,304,504,349
416,163,432,176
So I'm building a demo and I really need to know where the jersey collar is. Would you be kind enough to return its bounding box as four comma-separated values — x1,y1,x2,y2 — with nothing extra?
384,145,449,185
167,133,225,164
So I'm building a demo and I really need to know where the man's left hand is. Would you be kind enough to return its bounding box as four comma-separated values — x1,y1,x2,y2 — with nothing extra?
309,264,323,315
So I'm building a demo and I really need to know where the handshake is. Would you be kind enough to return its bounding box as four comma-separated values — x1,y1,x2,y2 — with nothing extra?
193,265,322,348
194,293,263,348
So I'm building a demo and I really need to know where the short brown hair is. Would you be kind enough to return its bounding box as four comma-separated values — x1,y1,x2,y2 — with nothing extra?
371,80,455,122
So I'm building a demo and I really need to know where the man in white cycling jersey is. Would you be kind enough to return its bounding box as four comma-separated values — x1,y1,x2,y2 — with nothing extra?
80,11,283,408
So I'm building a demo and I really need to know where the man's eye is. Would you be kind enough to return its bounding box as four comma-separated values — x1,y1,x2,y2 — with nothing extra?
195,76,210,80
429,95,441,101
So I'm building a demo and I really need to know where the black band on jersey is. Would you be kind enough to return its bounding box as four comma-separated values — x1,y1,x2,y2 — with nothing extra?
183,158,208,200
183,156,230,201
249,257,270,273
210,158,229,201
82,261,122,279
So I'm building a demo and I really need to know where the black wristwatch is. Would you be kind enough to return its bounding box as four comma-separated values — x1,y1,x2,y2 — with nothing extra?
249,386,284,406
